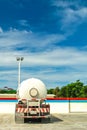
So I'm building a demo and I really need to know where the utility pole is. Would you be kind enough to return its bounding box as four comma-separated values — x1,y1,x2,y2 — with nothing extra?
16,57,24,97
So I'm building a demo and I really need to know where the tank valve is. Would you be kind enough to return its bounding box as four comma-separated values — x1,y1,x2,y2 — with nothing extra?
29,88,38,97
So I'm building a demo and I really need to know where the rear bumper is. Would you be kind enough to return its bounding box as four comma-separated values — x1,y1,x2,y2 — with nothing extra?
17,113,51,119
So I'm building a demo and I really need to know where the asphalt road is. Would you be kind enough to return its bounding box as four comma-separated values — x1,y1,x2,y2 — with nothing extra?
0,113,87,130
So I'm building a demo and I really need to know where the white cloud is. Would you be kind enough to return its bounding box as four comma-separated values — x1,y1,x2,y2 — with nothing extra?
0,28,65,52
0,46,87,67
18,20,30,27
20,47,87,67
0,46,87,88
51,0,87,33
61,7,87,26
51,0,77,8
0,27,3,33
0,21,87,88
77,7,87,18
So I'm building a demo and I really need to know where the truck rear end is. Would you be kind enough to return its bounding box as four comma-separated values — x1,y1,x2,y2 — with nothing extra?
15,98,50,123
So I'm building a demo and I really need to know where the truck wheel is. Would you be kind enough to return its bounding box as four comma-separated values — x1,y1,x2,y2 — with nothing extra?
15,113,24,124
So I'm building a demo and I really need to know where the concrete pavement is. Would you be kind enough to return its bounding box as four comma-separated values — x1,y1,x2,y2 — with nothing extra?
0,113,87,130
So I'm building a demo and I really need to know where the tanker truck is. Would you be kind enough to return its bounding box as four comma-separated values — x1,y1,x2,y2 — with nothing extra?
15,78,50,123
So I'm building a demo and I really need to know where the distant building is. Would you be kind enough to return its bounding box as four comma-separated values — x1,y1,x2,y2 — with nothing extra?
4,86,8,89
3,86,13,90
47,94,56,98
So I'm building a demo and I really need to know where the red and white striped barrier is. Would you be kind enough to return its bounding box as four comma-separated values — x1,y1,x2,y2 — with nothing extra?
16,107,50,113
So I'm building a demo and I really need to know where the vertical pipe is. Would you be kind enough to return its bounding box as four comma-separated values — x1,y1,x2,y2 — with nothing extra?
69,98,70,113
17,60,21,98
18,61,21,89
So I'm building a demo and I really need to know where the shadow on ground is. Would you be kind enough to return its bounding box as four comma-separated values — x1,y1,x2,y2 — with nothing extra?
24,115,63,124
51,115,63,123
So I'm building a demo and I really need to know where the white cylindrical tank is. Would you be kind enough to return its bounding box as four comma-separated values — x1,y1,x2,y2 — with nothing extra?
18,78,47,99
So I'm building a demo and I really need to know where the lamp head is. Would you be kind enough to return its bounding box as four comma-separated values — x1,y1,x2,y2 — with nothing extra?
21,57,24,61
16,57,20,61
16,57,24,61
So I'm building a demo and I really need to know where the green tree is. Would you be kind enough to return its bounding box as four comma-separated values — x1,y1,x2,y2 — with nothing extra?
81,85,87,97
53,87,60,97
47,80,87,98
47,88,54,94
59,86,68,97
63,80,84,97
0,89,16,94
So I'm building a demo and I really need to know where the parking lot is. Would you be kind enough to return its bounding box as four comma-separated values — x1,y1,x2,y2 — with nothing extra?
0,113,87,130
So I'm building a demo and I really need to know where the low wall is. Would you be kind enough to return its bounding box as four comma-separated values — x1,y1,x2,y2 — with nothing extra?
0,102,69,114
47,98,87,113
69,100,87,113
0,103,15,114
0,95,87,114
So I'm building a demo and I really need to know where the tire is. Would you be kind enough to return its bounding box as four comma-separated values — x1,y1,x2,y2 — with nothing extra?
15,112,24,124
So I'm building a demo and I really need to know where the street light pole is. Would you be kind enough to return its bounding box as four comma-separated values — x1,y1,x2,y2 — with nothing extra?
16,57,24,97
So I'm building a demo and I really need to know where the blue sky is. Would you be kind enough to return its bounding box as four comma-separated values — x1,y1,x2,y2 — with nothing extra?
0,0,87,89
